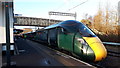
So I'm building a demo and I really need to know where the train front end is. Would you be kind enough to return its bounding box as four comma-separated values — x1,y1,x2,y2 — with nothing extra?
74,22,107,61
83,37,107,61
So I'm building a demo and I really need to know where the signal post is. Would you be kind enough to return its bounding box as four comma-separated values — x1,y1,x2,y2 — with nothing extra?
0,0,14,67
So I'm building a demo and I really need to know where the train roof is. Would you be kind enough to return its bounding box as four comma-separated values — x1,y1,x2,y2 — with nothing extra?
44,20,85,33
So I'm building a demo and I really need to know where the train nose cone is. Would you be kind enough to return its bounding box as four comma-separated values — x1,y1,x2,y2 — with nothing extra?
83,37,107,61
90,42,107,61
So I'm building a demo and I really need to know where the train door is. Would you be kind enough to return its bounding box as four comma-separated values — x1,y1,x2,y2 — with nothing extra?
74,32,91,58
48,28,57,46
73,33,83,56
57,27,74,52
40,30,48,43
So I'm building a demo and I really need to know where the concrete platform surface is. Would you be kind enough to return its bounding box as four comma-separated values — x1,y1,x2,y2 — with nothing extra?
2,38,95,68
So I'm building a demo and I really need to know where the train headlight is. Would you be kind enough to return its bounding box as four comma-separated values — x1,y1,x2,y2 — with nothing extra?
77,38,88,54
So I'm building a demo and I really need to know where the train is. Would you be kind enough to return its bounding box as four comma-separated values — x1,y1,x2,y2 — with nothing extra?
23,20,107,62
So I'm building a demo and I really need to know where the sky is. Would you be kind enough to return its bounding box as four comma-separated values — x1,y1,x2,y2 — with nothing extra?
14,0,120,29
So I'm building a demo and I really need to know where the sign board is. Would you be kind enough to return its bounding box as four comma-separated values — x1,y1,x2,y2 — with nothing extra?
48,11,77,21
49,11,76,17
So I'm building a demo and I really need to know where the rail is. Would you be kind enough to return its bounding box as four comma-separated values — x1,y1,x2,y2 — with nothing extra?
103,42,120,46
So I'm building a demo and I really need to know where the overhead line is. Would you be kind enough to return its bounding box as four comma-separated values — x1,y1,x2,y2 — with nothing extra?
67,0,88,12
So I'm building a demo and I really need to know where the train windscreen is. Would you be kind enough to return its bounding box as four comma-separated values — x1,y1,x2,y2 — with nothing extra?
79,25,96,37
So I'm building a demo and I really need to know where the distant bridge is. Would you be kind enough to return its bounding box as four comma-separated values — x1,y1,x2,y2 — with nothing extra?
14,16,62,27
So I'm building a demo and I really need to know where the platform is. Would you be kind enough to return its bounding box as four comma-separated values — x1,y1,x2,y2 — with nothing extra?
2,38,95,68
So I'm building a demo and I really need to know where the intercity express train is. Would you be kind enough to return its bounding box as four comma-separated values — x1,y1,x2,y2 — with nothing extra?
23,20,107,62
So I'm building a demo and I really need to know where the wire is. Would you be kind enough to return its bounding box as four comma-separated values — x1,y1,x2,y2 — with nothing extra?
67,0,88,12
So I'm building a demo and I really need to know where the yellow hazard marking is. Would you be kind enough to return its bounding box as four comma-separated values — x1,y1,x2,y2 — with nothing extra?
83,37,107,61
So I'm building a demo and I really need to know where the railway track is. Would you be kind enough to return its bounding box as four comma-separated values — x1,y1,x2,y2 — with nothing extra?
89,51,120,68
108,50,120,57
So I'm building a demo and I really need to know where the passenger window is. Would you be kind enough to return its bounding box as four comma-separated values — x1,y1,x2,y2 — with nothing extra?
61,28,64,33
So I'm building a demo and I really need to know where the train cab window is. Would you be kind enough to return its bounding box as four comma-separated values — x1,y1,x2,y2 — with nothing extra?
79,25,96,37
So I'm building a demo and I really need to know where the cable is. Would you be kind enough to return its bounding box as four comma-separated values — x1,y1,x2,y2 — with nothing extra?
67,0,88,12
